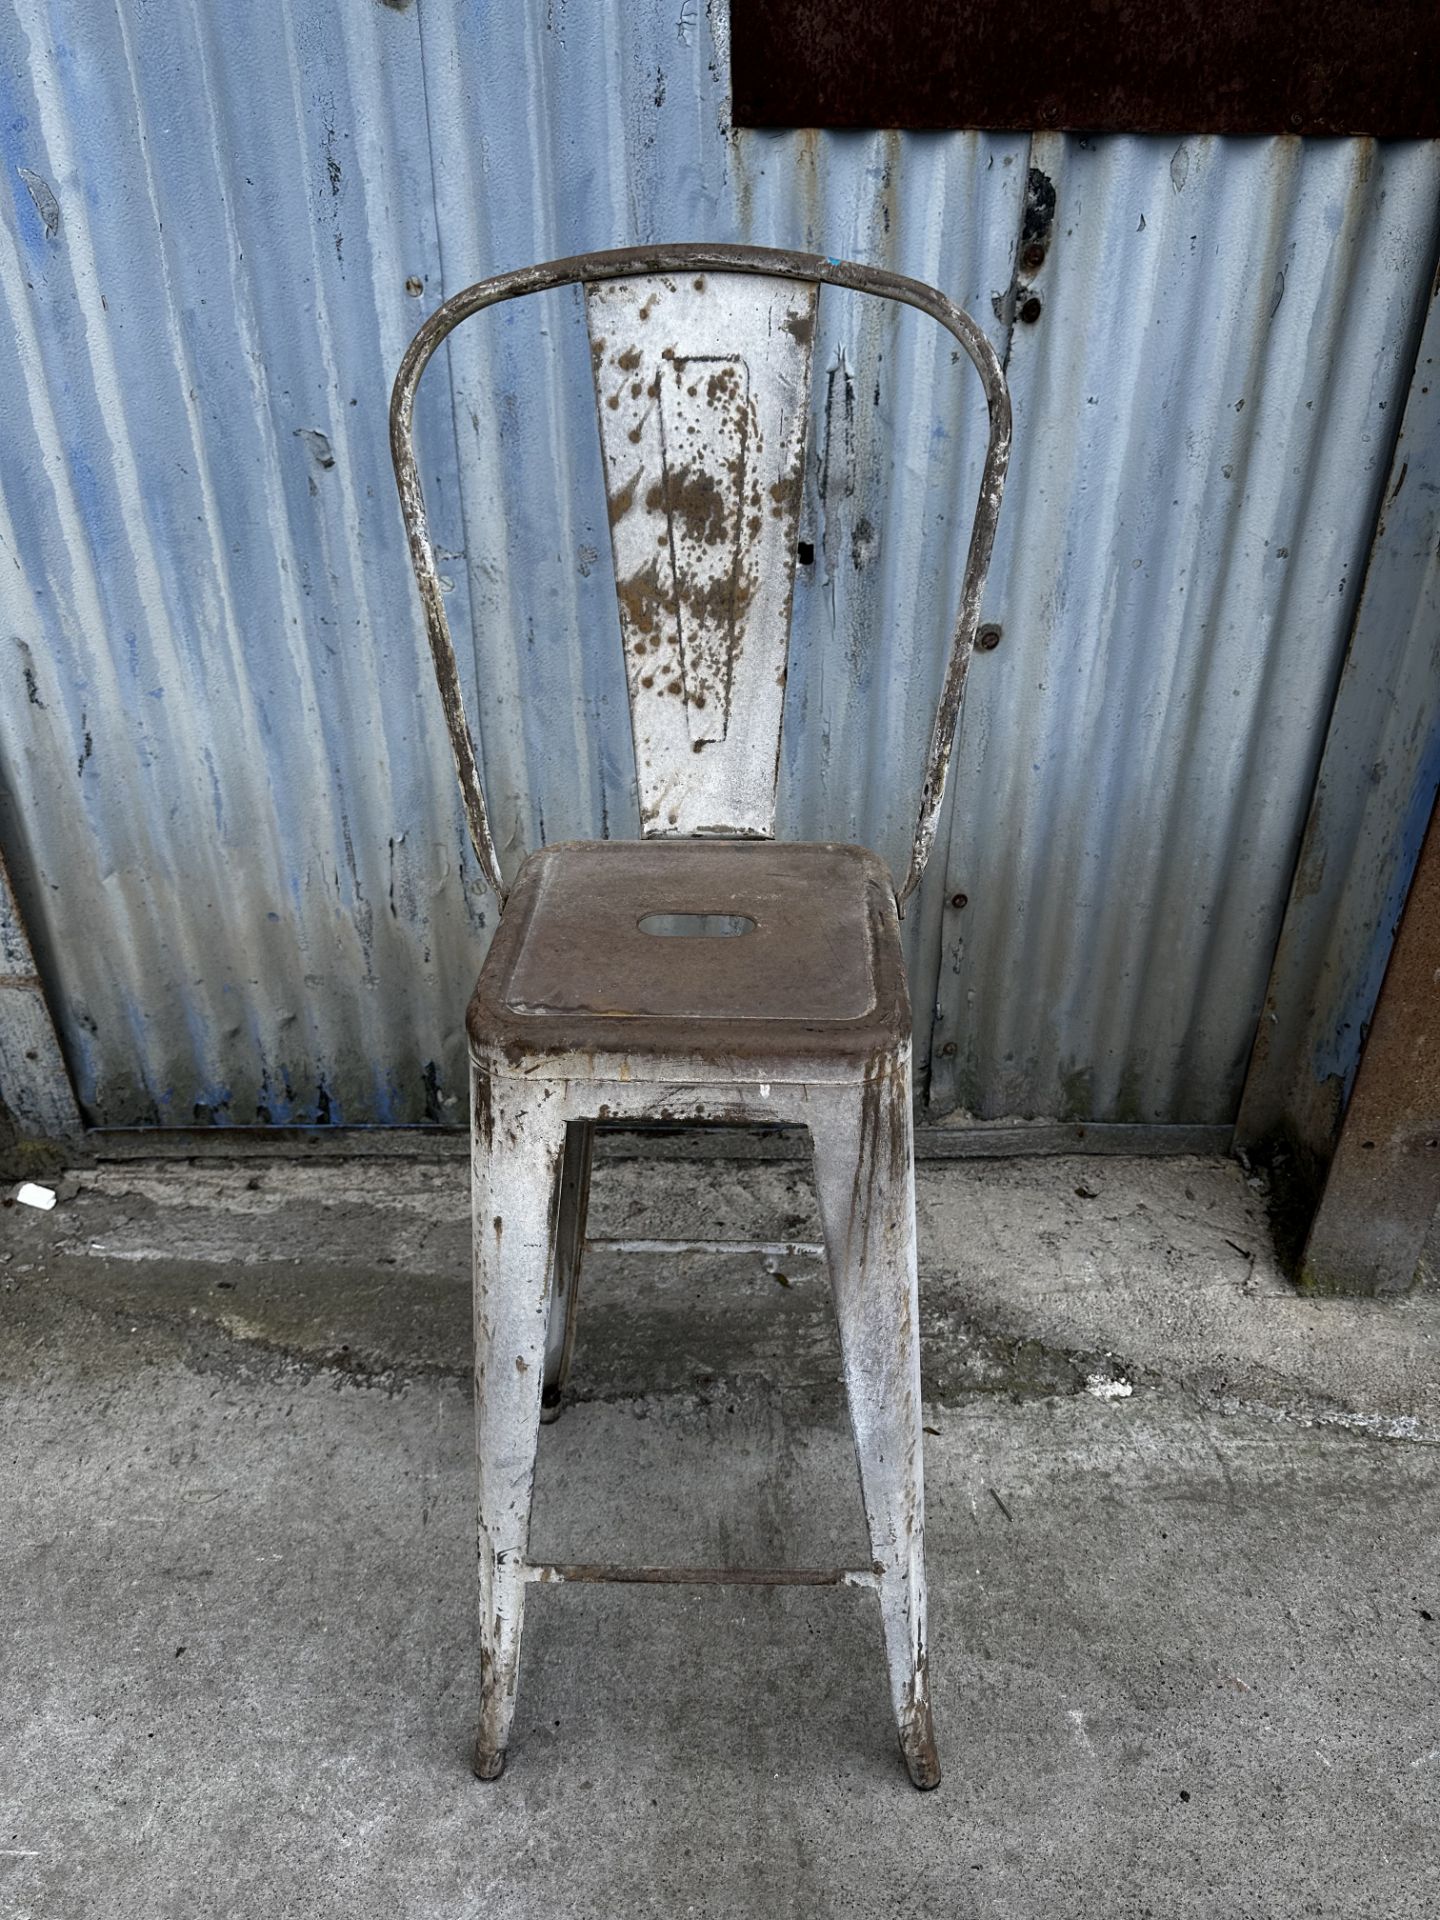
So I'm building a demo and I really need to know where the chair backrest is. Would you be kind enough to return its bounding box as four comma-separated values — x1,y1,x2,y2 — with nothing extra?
390,244,1010,910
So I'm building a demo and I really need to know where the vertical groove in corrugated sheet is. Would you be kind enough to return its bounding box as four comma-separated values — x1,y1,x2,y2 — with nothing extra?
928,133,1440,1124
0,0,1435,1129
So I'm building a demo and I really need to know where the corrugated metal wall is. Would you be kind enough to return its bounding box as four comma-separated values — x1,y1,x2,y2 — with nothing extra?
929,133,1440,1122
0,0,1436,1129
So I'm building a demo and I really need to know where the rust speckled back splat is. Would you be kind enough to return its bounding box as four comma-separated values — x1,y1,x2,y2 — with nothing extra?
585,272,815,839
390,243,1011,908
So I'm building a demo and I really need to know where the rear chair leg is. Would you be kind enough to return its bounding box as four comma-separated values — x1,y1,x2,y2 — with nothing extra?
470,1066,569,1781
810,1055,940,1790
540,1121,595,1423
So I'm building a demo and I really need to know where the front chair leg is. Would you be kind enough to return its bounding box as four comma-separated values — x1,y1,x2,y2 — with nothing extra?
810,1056,940,1790
470,1066,569,1781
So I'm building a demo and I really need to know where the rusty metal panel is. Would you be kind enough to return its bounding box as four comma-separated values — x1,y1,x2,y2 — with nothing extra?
730,0,1440,138
586,272,815,839
0,0,1436,1133
1298,797,1440,1295
478,840,903,1042
1236,276,1440,1164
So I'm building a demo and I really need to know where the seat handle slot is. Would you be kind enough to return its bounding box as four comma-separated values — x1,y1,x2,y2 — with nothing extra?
637,912,756,937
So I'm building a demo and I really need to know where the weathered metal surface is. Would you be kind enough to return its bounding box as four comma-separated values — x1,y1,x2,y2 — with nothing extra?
502,840,876,1023
469,1066,567,1783
1298,797,1440,1296
0,847,80,1138
539,1118,592,1418
587,272,814,839
523,1563,878,1587
468,1051,937,1785
927,133,1440,1124
391,244,1010,907
468,838,909,1069
0,0,482,1130
0,0,1437,1131
1236,280,1440,1165
731,0,1440,137
583,1236,824,1256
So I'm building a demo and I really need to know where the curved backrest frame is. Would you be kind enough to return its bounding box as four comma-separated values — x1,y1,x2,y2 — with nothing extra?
390,243,1011,909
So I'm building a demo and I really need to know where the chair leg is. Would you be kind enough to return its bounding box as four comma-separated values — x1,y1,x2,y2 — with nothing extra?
810,1055,940,1790
469,1067,569,1782
540,1120,595,1424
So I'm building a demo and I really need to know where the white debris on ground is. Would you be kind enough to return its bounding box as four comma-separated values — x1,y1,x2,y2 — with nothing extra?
1084,1373,1134,1401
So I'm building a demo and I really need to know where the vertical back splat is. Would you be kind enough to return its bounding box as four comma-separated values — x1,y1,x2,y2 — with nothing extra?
586,273,817,839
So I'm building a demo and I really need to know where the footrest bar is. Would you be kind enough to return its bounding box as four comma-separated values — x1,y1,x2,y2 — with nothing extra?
524,1561,881,1590
584,1238,824,1260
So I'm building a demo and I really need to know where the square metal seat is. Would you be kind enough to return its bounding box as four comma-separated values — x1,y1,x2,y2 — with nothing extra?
468,839,910,1069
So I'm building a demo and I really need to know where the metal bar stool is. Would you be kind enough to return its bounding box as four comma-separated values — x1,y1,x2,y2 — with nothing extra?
390,244,1010,1787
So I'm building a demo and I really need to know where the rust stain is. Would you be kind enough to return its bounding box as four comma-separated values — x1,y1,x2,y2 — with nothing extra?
615,558,670,634
648,465,728,547
473,1073,495,1148
607,475,637,526
783,305,814,346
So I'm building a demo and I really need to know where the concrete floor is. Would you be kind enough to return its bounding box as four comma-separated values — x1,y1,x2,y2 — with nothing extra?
2,1146,1438,1918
